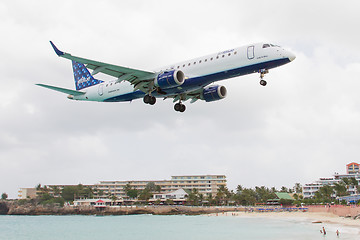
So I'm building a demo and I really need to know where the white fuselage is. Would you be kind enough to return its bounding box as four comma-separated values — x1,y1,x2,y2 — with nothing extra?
72,42,295,102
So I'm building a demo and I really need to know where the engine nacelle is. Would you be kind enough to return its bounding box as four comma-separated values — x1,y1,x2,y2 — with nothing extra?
154,70,185,89
201,85,227,102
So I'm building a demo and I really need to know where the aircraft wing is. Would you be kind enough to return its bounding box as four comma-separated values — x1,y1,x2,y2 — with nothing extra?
50,41,156,93
168,88,203,104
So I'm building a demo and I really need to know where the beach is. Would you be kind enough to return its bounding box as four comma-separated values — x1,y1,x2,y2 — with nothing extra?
209,211,360,229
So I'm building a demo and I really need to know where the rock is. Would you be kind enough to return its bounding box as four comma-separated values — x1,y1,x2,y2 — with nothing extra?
0,201,9,215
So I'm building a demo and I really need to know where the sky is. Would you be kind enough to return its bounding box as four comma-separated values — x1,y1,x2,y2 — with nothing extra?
1,0,360,198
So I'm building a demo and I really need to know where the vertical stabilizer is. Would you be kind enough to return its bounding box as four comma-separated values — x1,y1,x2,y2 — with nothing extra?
72,61,103,90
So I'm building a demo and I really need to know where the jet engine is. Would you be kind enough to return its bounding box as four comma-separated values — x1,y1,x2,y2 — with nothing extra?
201,85,227,102
154,70,185,89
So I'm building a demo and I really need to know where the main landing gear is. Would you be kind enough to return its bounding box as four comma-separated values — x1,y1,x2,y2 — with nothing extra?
259,69,269,86
174,102,186,112
143,94,156,105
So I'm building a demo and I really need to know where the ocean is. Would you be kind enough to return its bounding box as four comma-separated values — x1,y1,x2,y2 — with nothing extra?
0,214,358,240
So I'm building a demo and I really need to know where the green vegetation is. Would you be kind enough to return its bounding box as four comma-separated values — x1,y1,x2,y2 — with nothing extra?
308,177,359,204
192,180,358,206
1,193,8,200
35,183,94,206
231,185,277,206
61,184,93,201
21,178,359,207
124,182,164,201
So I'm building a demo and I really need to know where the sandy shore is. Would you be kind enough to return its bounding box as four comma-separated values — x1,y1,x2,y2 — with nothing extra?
208,211,360,228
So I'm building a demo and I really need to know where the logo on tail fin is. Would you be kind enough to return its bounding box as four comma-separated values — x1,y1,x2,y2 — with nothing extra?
72,61,103,90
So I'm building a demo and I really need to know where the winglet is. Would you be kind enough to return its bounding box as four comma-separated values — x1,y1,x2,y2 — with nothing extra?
50,41,64,56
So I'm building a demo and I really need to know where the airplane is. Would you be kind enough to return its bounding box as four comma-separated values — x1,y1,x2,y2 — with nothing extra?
37,41,296,112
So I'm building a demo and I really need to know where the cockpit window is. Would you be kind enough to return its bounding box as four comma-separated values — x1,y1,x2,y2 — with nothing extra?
263,43,280,48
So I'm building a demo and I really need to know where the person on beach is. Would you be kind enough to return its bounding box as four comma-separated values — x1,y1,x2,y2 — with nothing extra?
322,227,326,235
336,230,339,237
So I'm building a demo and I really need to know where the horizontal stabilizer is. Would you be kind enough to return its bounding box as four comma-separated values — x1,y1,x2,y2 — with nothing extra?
36,84,85,96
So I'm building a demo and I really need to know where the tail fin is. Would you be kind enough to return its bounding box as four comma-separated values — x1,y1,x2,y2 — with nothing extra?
72,61,103,90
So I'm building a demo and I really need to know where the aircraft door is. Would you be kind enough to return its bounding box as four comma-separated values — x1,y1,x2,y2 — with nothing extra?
98,84,103,96
247,46,255,59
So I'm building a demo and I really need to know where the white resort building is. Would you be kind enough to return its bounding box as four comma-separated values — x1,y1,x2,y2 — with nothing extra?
18,188,37,199
303,162,360,198
18,175,227,201
96,175,226,199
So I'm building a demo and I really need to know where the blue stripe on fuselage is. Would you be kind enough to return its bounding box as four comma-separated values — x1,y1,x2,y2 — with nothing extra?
103,58,290,102
103,90,144,102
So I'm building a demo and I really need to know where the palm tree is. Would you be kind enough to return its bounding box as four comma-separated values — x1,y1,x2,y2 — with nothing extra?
1,193,8,200
138,189,152,201
145,182,156,192
270,187,277,193
98,189,104,198
342,178,350,186
36,184,42,191
51,186,61,197
236,185,243,194
199,193,204,205
333,182,347,197
238,188,256,206
294,183,302,194
187,188,200,205
205,194,213,206
349,177,358,194
280,186,288,193
216,185,231,205
124,183,132,194
316,185,334,202
111,195,117,205
155,185,162,193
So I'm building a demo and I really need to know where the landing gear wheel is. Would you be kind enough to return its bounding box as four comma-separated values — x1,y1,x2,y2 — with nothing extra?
143,95,150,104
174,103,181,111
149,96,156,105
179,104,186,112
174,103,186,112
260,80,267,86
144,95,156,105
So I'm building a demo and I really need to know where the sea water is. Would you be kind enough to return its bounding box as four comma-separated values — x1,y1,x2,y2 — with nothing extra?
0,214,359,240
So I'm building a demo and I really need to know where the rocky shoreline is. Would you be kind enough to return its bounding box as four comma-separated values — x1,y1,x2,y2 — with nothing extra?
0,201,236,216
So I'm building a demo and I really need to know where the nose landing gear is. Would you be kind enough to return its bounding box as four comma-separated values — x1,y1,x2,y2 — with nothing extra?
259,69,268,86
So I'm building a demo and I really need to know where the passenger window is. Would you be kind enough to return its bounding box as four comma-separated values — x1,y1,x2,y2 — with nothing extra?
222,55,225,58
193,62,196,65
199,60,202,63
263,44,270,48
228,53,231,56
216,56,219,59
188,63,191,66
177,66,179,69
234,51,237,54
205,59,207,62
183,64,185,67
211,57,213,60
